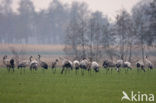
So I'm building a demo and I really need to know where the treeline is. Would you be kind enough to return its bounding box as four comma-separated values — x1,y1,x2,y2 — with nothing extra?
64,0,156,62
0,0,69,44
0,0,156,61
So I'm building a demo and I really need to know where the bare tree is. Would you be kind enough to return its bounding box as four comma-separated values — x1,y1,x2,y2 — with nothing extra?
115,9,132,62
101,18,115,61
132,2,150,63
64,2,89,58
77,3,89,58
87,11,104,60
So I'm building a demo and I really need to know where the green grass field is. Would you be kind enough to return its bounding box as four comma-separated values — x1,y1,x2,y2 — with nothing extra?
0,68,155,103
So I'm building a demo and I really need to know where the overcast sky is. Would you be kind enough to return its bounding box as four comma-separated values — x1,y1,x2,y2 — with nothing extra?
11,0,141,20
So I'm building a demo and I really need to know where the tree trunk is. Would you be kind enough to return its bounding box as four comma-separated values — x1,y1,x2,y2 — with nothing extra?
141,37,145,64
81,22,86,58
90,28,93,58
128,42,132,62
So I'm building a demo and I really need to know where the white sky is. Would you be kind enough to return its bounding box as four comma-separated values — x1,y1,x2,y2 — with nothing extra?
11,0,141,20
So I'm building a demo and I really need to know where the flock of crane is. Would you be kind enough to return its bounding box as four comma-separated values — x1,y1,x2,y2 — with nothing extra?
2,54,154,74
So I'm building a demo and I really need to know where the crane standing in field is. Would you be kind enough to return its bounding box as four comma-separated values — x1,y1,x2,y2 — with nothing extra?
136,56,153,72
73,60,80,74
79,58,90,75
51,59,59,73
17,56,31,71
51,59,59,69
61,59,73,74
145,56,153,70
3,55,15,72
91,61,99,72
30,56,38,71
116,57,132,72
136,60,145,72
103,60,116,74
38,54,48,70
79,57,99,75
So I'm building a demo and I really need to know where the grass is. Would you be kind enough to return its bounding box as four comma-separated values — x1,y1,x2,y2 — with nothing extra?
0,68,155,103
